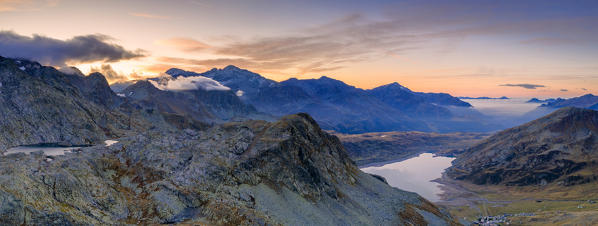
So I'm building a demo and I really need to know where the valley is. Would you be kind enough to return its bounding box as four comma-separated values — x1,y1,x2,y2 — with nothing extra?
334,131,488,166
1,56,598,225
339,106,598,225
0,56,460,225
2,2,598,225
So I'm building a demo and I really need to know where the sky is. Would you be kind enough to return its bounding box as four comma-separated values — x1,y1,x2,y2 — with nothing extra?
1,0,598,98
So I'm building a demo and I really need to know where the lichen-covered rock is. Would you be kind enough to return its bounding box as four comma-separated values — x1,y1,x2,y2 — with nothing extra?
0,114,457,225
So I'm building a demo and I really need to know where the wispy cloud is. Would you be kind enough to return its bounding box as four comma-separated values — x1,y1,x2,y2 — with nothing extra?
500,83,546,89
150,56,260,73
150,1,598,77
560,89,568,92
90,64,128,83
149,76,230,91
155,38,210,52
156,13,421,74
129,12,170,20
0,31,145,66
0,0,59,12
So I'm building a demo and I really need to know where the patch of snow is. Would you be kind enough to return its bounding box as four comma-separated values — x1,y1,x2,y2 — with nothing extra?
128,91,133,96
149,75,230,91
19,66,26,71
104,140,118,146
236,90,244,97
116,93,126,97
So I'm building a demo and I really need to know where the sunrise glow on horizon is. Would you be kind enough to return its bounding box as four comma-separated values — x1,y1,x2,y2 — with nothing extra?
2,0,597,98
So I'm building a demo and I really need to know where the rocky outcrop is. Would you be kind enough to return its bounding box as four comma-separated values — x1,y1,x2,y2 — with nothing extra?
122,80,271,123
0,57,157,152
0,114,457,225
446,107,598,186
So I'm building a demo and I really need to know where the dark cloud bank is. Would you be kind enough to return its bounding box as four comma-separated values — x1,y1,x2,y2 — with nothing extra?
0,31,145,66
500,83,546,89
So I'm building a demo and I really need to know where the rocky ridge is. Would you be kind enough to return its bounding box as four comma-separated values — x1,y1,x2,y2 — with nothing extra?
446,107,598,186
0,114,457,225
0,56,165,152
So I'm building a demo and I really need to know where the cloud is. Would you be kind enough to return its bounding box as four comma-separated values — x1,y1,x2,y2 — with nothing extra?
155,38,210,52
499,83,546,89
149,1,598,76
157,56,259,68
149,75,230,91
211,16,418,74
90,64,128,83
0,31,145,66
582,88,588,91
154,14,420,75
560,89,568,92
0,0,59,12
129,12,170,20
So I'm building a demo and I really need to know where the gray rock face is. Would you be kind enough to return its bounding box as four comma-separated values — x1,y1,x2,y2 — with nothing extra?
0,114,457,225
0,57,123,151
122,80,270,124
447,107,598,186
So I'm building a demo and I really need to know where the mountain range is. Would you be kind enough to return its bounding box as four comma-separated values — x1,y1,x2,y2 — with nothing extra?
0,56,457,224
540,94,598,110
518,94,598,124
141,66,500,133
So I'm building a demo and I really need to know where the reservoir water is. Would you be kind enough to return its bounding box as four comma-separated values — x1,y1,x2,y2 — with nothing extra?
3,145,80,156
3,140,119,156
360,153,455,202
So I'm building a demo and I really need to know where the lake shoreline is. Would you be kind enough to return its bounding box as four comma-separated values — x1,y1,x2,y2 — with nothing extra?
360,153,455,202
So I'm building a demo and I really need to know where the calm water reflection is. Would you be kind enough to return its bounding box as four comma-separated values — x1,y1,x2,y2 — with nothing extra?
4,146,79,156
361,153,455,202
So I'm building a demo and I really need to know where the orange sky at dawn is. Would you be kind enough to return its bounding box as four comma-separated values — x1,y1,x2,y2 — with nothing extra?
1,0,597,98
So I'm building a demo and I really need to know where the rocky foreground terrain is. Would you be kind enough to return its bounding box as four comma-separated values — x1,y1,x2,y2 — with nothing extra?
446,107,598,186
0,114,458,225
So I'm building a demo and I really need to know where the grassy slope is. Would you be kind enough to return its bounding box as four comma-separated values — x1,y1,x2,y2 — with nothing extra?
437,177,598,225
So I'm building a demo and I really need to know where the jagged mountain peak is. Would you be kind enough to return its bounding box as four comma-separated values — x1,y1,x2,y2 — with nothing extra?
372,82,413,93
381,81,408,88
223,64,241,71
87,71,108,81
165,68,188,77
